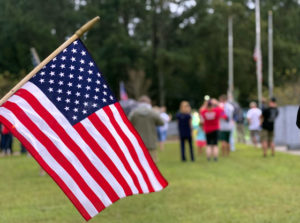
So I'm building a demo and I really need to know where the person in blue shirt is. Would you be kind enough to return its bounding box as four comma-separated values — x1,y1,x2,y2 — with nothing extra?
176,101,194,162
192,115,206,156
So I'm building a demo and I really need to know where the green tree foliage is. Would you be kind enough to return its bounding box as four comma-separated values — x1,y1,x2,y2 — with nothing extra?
0,0,300,110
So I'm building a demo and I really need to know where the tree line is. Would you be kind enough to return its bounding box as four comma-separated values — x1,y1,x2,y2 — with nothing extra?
0,0,300,111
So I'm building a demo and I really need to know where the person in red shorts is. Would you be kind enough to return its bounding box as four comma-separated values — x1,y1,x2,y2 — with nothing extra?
200,99,227,161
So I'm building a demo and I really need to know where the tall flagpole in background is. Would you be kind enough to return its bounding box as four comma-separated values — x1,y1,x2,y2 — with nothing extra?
228,15,234,102
255,0,263,108
268,10,274,98
30,47,41,67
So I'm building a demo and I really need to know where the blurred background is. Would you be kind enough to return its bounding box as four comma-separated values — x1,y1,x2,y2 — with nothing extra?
3,1,300,222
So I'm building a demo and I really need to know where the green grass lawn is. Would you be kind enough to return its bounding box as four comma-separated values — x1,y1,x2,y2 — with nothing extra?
1,141,300,223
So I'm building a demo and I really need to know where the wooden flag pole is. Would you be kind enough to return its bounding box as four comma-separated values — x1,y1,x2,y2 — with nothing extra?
0,16,100,106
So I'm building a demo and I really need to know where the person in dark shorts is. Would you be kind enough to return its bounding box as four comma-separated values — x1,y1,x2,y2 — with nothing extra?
206,131,219,145
200,99,227,161
260,97,279,157
219,131,230,143
176,101,194,162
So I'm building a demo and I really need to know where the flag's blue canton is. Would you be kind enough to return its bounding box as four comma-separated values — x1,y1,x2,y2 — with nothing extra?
30,39,117,125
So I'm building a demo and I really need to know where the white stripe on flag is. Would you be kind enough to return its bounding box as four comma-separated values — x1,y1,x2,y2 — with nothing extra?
80,118,139,194
0,107,98,217
20,82,126,199
96,109,149,193
7,95,113,206
109,104,163,191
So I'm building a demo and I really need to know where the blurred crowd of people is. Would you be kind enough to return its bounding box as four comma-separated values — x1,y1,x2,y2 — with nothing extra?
126,94,279,163
176,95,279,162
0,94,279,164
246,98,279,157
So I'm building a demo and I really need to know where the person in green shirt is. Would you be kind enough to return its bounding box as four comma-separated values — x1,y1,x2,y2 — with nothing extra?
129,95,164,162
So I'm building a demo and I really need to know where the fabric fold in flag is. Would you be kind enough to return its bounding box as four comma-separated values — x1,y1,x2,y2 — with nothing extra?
0,39,168,221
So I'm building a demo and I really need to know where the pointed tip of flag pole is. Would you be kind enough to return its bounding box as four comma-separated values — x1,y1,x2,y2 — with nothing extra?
75,16,100,37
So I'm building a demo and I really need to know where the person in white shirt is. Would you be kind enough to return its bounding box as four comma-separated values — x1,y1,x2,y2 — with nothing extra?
219,95,235,156
246,102,262,147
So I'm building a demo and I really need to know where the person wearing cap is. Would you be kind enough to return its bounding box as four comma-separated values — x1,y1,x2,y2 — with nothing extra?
129,95,164,162
260,97,279,157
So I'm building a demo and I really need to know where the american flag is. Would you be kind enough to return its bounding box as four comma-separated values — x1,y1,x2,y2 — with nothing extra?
0,39,168,220
119,81,128,101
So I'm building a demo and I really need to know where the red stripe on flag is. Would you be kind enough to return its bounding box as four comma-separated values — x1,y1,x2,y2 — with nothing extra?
74,122,133,196
15,89,120,203
103,106,154,192
88,113,144,194
2,101,106,212
115,103,168,188
0,115,92,221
